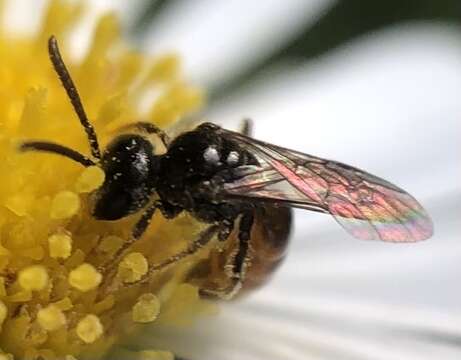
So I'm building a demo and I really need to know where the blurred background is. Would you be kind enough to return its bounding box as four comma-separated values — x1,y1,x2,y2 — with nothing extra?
4,0,461,359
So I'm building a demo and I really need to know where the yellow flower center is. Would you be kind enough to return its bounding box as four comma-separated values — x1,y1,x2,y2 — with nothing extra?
76,314,104,344
37,305,66,331
118,252,149,283
48,233,73,259
132,293,161,323
68,263,102,292
0,1,213,359
50,191,81,219
18,265,49,291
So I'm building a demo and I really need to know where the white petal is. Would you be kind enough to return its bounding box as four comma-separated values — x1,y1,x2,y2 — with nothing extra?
2,0,145,58
2,0,47,34
208,24,461,200
141,0,334,86
131,297,461,360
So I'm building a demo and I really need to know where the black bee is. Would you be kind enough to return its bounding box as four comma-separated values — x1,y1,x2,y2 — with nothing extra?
20,36,432,299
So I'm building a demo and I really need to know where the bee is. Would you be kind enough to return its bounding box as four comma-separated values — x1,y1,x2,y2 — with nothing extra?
185,121,293,299
20,36,433,299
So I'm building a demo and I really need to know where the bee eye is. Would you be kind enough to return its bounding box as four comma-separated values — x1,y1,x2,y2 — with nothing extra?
91,134,158,220
92,190,133,220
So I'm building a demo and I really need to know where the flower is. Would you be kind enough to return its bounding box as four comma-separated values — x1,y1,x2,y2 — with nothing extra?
1,1,460,360
0,1,215,359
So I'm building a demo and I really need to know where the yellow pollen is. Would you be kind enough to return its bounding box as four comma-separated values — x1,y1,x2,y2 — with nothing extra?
18,265,49,291
68,263,102,292
50,191,80,219
132,293,161,323
0,353,14,360
0,300,7,327
48,233,72,259
74,166,106,193
76,314,103,344
118,252,148,283
37,304,66,331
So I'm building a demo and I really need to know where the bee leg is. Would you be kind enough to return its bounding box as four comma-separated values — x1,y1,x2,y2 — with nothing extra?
131,201,161,240
225,211,254,299
218,219,234,241
109,201,181,266
99,201,160,278
99,202,191,297
201,211,255,300
114,121,171,148
122,224,220,291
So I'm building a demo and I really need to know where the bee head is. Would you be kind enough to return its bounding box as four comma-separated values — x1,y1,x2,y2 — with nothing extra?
20,37,165,222
91,134,160,220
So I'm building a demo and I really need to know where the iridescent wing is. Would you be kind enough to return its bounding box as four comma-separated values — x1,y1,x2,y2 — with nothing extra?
211,125,433,242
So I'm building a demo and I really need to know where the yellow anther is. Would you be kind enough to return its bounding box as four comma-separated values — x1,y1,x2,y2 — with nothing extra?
148,54,180,83
18,265,48,291
68,263,102,292
50,191,80,219
119,252,148,283
48,233,72,259
74,166,105,193
37,305,66,331
76,314,103,344
132,293,161,323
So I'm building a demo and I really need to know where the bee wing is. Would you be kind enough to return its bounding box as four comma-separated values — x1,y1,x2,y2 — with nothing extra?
213,126,433,242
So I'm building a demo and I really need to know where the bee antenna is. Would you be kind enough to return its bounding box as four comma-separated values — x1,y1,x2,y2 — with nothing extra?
48,35,101,160
20,141,96,167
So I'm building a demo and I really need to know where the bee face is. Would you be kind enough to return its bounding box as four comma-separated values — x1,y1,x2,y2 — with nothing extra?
92,134,160,221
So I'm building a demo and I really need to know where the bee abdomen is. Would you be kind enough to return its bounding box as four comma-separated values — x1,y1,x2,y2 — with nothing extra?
240,205,292,293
